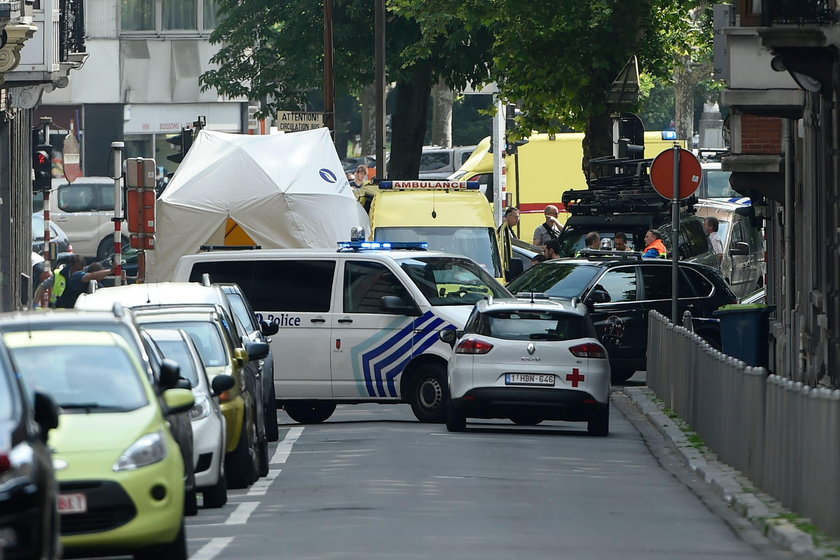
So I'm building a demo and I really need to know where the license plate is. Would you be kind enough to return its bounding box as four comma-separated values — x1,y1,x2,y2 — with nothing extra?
58,493,87,514
505,373,555,386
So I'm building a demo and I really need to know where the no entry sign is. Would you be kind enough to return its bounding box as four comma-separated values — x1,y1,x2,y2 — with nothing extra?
650,147,702,200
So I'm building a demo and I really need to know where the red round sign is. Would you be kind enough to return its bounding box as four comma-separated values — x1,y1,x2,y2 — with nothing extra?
649,147,702,200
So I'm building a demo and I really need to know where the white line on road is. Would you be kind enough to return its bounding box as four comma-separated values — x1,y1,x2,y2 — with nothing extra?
247,468,281,496
224,502,259,525
190,536,235,560
271,427,304,464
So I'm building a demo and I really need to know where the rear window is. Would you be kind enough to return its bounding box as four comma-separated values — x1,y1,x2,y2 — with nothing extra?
471,310,586,341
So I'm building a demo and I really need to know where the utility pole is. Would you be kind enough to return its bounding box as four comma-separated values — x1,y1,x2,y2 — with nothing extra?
375,0,386,179
324,0,335,139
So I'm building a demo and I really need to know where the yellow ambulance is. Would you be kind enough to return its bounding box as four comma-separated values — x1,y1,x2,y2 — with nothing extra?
448,131,685,244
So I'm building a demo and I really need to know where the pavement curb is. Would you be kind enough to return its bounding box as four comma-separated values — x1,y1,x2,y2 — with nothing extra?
623,386,837,559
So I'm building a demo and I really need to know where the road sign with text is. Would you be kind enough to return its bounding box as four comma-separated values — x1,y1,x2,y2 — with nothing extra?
277,111,325,132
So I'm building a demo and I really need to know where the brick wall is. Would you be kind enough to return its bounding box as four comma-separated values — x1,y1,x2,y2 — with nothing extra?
738,113,783,154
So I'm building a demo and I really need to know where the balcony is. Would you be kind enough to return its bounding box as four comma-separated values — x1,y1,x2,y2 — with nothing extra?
762,0,838,25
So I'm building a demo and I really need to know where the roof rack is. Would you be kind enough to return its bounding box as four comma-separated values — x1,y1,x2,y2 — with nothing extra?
199,245,262,251
577,249,644,260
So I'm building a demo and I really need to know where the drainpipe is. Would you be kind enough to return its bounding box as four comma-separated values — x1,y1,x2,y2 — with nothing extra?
784,119,794,378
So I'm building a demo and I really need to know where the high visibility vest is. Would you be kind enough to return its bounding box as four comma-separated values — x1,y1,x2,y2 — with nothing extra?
50,265,68,305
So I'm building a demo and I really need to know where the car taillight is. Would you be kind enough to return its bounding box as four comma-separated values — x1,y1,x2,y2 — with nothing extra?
0,453,10,474
455,338,494,355
569,343,607,359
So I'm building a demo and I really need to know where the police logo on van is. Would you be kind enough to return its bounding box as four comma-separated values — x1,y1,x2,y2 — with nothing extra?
319,168,338,183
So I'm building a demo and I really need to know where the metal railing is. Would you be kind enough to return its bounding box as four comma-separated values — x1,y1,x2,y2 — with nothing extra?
761,0,838,25
647,311,840,538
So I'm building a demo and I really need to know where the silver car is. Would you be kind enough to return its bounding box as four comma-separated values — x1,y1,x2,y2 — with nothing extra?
144,328,233,508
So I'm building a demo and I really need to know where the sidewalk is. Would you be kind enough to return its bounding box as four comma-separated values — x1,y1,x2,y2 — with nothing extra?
622,386,840,559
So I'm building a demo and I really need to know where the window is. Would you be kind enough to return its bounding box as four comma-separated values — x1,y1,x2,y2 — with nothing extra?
121,0,218,34
343,261,409,314
473,310,585,341
683,268,714,297
189,261,257,298
58,184,95,212
596,268,638,303
252,261,335,312
419,152,451,171
641,266,696,300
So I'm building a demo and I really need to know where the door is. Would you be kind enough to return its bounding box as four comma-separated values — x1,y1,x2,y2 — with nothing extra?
637,263,702,325
585,266,645,371
249,259,336,398
331,260,420,399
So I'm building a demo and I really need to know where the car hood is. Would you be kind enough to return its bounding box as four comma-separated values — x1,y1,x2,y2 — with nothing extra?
431,306,472,328
50,404,160,454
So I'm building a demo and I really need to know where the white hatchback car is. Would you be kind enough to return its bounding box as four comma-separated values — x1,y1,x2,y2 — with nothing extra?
442,297,611,436
143,328,233,509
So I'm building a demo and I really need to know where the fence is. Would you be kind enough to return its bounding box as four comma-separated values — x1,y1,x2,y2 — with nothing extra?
647,311,840,538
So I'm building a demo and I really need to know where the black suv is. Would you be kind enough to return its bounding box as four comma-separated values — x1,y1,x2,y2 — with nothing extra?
507,252,737,382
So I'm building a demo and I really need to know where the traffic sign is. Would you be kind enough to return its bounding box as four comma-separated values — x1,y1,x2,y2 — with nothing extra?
63,132,81,182
277,111,325,132
650,147,702,200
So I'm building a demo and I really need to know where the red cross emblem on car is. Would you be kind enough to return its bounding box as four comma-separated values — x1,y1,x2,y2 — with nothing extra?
566,368,585,387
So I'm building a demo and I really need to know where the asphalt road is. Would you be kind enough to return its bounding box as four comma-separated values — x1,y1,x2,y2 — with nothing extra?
75,375,794,560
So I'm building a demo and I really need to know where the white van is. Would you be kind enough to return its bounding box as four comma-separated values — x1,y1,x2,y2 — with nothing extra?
173,244,512,424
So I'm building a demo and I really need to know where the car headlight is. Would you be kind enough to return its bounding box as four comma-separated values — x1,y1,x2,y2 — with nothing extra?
113,431,167,471
0,442,35,492
190,391,211,421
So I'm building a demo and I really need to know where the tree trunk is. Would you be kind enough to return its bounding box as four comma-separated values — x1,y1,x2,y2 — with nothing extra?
582,112,613,184
674,56,695,147
360,83,376,156
430,79,454,147
389,63,433,179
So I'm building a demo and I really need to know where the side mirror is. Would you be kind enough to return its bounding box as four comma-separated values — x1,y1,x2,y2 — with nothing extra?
162,388,195,415
246,341,269,361
260,320,279,336
158,358,181,390
175,377,192,390
438,329,457,347
588,288,611,304
730,241,750,256
33,391,59,443
381,295,420,316
211,374,236,397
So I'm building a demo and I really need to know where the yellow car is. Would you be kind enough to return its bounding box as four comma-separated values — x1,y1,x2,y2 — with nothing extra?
3,329,193,559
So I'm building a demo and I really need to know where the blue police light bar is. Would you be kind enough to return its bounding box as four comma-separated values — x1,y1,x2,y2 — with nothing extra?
337,241,429,251
661,130,678,140
378,180,480,191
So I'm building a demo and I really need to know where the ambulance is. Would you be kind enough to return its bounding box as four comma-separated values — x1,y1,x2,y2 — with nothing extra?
448,131,685,244
368,180,507,282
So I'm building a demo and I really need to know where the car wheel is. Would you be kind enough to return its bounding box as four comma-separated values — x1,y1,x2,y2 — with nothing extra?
133,520,187,560
96,235,129,261
408,364,448,423
587,403,610,437
202,471,228,509
283,401,336,424
225,419,257,489
184,487,198,516
264,383,279,442
610,369,636,384
510,414,543,426
445,400,466,432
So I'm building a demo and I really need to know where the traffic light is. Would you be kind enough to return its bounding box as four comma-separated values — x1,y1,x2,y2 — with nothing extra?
32,144,53,192
166,128,193,164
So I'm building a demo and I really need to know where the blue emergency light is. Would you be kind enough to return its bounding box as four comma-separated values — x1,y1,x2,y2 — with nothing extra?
378,180,480,190
337,241,429,251
661,130,678,140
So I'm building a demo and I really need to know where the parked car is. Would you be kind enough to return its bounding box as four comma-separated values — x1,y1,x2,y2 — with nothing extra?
694,199,765,299
442,297,611,435
506,253,737,382
46,176,128,260
0,338,59,560
32,212,73,256
144,328,233,509
1,322,193,559
418,145,476,180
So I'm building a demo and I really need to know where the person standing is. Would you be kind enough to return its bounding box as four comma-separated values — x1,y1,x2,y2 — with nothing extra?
614,232,630,251
55,255,113,308
498,207,520,281
642,229,668,258
532,205,562,246
585,231,601,250
544,238,562,260
704,216,723,266
350,164,368,190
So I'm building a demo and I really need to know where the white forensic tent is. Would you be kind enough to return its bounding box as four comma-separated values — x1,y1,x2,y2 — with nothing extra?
148,127,370,280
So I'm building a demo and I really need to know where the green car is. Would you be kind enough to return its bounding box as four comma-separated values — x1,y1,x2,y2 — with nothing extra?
4,329,194,559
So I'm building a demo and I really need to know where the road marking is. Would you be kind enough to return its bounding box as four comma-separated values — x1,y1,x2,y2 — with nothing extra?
190,536,234,560
271,427,304,464
247,469,281,496
224,502,258,525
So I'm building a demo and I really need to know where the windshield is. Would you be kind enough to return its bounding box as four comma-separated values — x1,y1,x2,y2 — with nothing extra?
507,263,602,299
376,226,503,278
227,292,258,332
140,320,228,367
151,339,201,386
8,343,148,412
702,169,736,198
397,256,511,306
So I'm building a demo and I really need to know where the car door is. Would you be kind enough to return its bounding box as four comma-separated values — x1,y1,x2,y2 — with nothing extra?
251,259,336,398
637,263,702,322
728,218,753,297
584,265,645,369
331,259,419,399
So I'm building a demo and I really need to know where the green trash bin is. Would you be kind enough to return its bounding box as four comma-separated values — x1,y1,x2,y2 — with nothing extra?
712,303,772,367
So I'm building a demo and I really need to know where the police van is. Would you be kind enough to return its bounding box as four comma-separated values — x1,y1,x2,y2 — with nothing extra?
172,242,512,424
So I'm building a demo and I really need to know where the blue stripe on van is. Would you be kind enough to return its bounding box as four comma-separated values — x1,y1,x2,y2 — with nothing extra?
383,318,446,396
